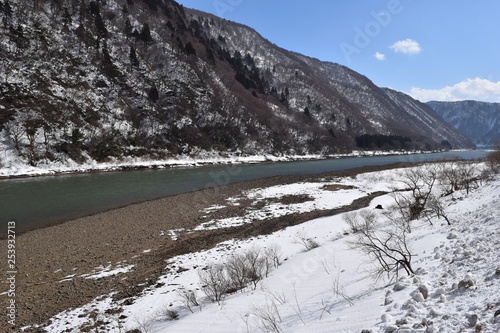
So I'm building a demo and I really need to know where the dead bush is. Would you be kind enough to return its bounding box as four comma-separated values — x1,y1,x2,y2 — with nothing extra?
344,210,414,281
199,264,231,304
294,231,320,251
199,245,282,302
177,289,199,313
486,145,500,173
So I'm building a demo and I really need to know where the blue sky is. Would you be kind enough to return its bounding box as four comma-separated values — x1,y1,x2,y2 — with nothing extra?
175,0,500,102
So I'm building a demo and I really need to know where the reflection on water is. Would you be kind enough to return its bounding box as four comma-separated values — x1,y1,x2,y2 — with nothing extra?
0,150,488,235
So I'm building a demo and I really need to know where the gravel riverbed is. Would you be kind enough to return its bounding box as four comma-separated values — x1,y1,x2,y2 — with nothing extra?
0,163,407,332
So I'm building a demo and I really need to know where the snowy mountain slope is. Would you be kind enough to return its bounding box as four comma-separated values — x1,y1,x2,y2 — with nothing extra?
39,164,500,333
0,0,473,174
427,101,500,148
189,7,473,149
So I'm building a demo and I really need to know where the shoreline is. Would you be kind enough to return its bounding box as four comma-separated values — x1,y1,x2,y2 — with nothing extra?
1,162,410,239
0,149,458,180
1,150,485,239
0,162,414,331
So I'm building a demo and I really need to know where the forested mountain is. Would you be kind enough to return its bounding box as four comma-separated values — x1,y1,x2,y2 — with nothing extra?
0,0,473,168
427,100,500,148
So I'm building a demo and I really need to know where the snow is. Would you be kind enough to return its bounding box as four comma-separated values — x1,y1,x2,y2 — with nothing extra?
80,264,135,280
191,181,367,231
30,165,500,333
0,129,456,178
0,144,330,177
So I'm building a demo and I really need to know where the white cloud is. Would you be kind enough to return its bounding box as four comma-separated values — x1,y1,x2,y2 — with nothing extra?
374,52,386,61
408,78,500,103
390,39,422,55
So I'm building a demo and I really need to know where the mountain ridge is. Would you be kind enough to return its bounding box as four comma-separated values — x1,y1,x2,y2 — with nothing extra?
427,100,500,148
0,0,473,170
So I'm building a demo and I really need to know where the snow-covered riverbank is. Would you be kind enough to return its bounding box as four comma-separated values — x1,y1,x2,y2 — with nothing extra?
37,164,500,333
0,148,470,178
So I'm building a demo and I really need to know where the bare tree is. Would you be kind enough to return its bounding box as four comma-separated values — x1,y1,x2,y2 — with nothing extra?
244,249,268,289
131,313,154,333
251,300,283,333
423,194,451,225
226,253,252,292
198,264,231,304
200,246,282,303
344,210,414,281
226,247,277,291
438,161,482,195
264,244,282,269
4,119,25,152
176,289,199,313
438,161,462,196
294,231,320,251
398,165,439,220
455,161,480,194
486,145,500,174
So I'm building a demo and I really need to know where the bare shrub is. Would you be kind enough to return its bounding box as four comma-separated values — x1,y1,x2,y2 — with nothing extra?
200,245,282,302
344,210,414,281
387,192,413,232
131,314,154,333
486,145,500,174
243,248,268,289
199,264,231,304
398,165,439,220
344,211,363,233
423,194,451,225
251,300,283,333
455,161,481,194
294,231,320,251
438,161,482,195
344,210,377,234
163,308,179,321
264,289,287,305
225,248,267,291
226,254,252,292
438,161,461,195
387,163,454,229
177,289,199,313
331,272,353,306
289,283,305,325
264,244,282,269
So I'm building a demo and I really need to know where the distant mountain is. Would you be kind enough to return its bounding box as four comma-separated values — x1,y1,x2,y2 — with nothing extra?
427,101,500,147
0,0,473,168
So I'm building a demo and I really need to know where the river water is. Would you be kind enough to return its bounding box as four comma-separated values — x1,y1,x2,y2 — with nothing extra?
0,151,488,235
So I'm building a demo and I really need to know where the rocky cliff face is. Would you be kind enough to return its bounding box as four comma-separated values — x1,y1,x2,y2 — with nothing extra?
427,101,500,148
0,0,473,168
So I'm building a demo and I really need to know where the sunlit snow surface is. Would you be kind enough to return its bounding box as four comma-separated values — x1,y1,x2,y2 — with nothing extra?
38,166,500,333
192,182,367,231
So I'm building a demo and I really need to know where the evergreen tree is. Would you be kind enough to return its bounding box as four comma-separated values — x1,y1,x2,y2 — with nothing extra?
1,1,13,25
95,12,108,38
101,43,120,78
139,23,153,45
89,1,108,38
148,85,159,102
129,46,139,67
124,18,133,36
184,41,196,56
304,107,311,118
62,7,72,27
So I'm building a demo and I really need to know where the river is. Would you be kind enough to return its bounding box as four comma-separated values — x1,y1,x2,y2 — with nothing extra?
0,151,488,236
